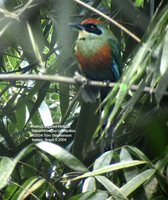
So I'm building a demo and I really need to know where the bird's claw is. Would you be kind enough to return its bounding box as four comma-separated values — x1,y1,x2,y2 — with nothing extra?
104,80,111,87
74,72,88,85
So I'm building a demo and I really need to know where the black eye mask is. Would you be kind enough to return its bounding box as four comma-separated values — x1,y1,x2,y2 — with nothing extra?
83,23,102,35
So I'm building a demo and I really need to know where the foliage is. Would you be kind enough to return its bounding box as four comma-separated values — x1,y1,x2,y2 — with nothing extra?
0,0,168,199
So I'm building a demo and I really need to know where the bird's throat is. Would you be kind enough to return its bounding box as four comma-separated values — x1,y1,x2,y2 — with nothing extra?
78,30,89,41
76,37,105,58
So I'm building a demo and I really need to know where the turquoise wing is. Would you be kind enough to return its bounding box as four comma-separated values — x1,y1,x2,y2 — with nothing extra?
108,36,122,81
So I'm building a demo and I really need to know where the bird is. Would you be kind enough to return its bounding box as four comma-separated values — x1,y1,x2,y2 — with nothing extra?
72,18,122,102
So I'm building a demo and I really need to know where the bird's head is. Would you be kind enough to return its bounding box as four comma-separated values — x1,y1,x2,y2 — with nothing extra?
71,18,109,41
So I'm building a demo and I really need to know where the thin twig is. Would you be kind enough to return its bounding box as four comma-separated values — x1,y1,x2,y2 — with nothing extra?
0,74,167,96
74,0,141,43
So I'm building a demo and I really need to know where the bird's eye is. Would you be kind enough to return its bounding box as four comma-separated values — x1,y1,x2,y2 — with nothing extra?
84,24,102,35
90,25,96,31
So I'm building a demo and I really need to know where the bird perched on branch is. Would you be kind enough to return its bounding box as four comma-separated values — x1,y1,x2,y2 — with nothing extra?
72,18,122,102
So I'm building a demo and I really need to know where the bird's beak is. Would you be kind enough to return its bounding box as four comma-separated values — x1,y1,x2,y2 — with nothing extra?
69,23,84,31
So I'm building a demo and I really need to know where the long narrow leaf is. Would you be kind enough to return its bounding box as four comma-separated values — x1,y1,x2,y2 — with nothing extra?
72,160,146,181
96,175,127,200
36,141,88,172
0,145,32,189
120,169,155,196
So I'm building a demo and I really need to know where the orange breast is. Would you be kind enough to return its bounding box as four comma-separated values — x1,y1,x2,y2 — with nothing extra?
76,44,113,80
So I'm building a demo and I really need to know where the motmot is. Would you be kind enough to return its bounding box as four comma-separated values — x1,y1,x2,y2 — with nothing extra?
72,18,122,102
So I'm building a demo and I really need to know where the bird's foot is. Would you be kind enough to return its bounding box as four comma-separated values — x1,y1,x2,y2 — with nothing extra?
74,72,88,86
103,80,111,87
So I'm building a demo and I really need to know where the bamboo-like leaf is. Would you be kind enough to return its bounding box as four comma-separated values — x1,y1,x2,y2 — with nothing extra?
70,191,108,200
3,92,18,123
26,22,43,66
155,69,168,104
0,145,32,189
0,122,16,150
125,146,151,163
25,81,50,125
2,183,18,199
134,0,144,7
146,151,168,198
36,141,88,172
15,81,45,110
120,148,148,199
155,150,168,172
12,177,45,200
104,44,151,131
15,103,26,131
102,5,168,131
72,160,146,181
154,27,168,104
93,150,113,170
38,100,53,126
96,176,127,200
123,147,168,193
0,157,15,189
155,172,168,195
160,27,168,76
82,177,96,192
120,169,155,196
114,77,149,131
120,148,139,181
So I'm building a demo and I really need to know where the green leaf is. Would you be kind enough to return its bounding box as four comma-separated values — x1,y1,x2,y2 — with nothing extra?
155,69,168,104
125,146,151,163
120,169,155,196
0,157,16,189
36,141,88,172
15,103,26,131
38,100,53,126
69,191,108,200
12,177,45,200
15,81,46,111
115,78,148,130
155,150,168,172
26,81,50,125
120,148,148,200
93,150,113,170
159,27,168,76
72,160,146,181
82,177,96,192
134,0,144,7
155,28,168,104
3,93,18,123
120,147,139,181
96,176,127,200
2,183,18,199
0,145,32,189
102,5,168,132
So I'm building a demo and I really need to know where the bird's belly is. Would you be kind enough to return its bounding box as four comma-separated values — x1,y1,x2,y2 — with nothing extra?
82,61,113,81
76,43,114,81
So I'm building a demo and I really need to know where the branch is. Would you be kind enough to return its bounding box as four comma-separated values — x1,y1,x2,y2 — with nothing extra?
0,73,167,96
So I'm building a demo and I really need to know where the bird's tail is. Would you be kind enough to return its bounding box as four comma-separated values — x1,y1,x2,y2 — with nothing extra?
81,85,99,103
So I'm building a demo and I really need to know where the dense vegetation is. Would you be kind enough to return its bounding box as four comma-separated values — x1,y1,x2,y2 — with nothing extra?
0,0,168,199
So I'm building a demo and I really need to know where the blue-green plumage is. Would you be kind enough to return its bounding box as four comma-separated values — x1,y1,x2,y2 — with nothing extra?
73,18,122,102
